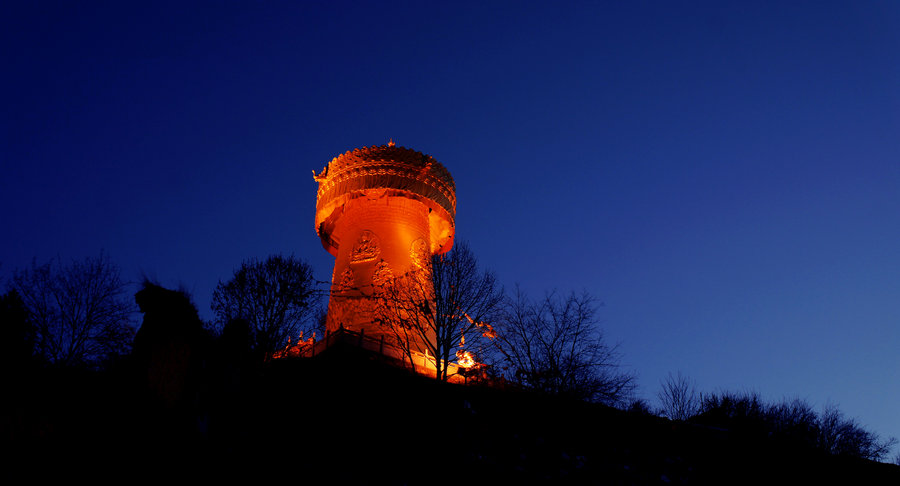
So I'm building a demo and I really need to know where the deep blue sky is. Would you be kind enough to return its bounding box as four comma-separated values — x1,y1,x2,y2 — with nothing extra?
3,1,898,448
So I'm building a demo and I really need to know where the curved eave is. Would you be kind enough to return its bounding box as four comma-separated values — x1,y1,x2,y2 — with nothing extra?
315,189,455,256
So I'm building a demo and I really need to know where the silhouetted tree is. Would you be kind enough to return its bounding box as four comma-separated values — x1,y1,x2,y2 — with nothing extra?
375,241,504,380
10,253,135,368
492,288,636,405
767,398,819,448
657,372,700,421
695,391,897,462
211,255,319,360
627,398,655,416
696,390,767,429
817,402,897,461
0,289,38,370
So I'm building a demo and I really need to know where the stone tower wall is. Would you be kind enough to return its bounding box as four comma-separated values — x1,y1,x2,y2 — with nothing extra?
325,195,431,339
314,144,454,353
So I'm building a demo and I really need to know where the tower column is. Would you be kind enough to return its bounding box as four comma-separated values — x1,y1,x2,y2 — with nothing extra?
326,195,431,339
313,143,456,354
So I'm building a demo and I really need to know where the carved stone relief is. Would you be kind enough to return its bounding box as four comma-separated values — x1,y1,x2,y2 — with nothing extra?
350,230,380,263
372,260,393,288
338,267,355,292
410,238,429,270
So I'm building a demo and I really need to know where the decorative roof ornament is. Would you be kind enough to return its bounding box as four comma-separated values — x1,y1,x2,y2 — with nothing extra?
388,138,395,147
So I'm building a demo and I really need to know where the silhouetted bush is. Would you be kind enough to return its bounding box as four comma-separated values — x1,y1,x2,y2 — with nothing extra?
657,372,700,421
133,281,210,411
691,390,896,462
627,398,655,416
697,391,767,429
767,398,819,448
817,402,897,461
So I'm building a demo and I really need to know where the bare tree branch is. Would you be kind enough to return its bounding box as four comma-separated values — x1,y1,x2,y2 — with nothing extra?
492,287,636,406
11,252,135,368
211,255,321,360
657,372,700,421
375,241,503,380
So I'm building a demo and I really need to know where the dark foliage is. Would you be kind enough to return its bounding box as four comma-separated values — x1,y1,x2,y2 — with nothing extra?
133,281,211,410
697,390,768,428
0,289,38,370
9,253,135,369
211,254,319,361
657,371,700,421
817,402,897,461
375,241,504,380
692,390,897,462
5,340,899,483
767,398,820,449
491,287,636,406
627,398,655,416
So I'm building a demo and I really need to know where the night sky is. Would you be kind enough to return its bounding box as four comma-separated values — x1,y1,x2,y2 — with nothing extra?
3,1,898,450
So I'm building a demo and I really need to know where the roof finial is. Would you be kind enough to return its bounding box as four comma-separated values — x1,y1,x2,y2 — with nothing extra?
388,138,395,147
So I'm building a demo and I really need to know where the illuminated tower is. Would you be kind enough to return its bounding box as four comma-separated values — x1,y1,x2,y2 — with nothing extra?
314,142,456,345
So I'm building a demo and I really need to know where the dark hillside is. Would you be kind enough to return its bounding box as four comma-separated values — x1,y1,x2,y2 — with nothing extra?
5,343,899,484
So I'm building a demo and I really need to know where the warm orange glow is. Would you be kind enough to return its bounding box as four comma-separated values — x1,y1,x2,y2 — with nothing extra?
272,331,315,360
456,349,476,369
455,333,477,369
463,311,497,339
314,143,456,349
479,323,497,339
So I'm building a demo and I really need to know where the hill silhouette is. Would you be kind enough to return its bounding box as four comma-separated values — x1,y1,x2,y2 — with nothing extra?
5,337,899,484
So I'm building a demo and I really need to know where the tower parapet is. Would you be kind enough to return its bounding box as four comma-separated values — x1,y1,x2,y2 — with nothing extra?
314,143,456,342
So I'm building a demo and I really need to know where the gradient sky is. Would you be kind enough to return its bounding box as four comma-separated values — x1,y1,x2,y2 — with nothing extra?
2,1,898,450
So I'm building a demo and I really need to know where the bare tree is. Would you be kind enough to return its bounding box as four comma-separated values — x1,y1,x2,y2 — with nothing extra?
657,372,700,421
491,287,636,406
696,392,897,461
375,241,503,381
767,398,819,447
10,252,135,368
211,254,320,360
817,402,897,461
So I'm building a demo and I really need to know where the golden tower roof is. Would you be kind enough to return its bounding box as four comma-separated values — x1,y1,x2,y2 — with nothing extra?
313,143,456,256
